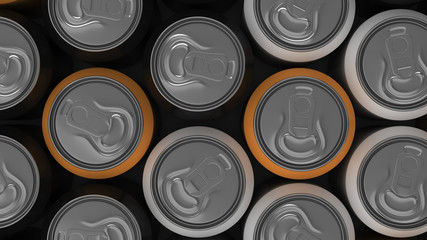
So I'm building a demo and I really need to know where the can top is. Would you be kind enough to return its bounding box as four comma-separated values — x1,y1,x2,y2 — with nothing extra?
358,15,427,110
254,0,350,50
0,17,39,110
48,0,142,52
144,127,254,237
254,76,348,171
0,135,39,229
359,135,427,228
151,16,245,112
48,195,141,240
43,68,154,179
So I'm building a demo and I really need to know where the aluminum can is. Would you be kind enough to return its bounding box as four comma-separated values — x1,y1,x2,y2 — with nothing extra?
244,0,355,62
143,126,254,238
0,10,51,119
344,126,427,238
46,0,152,62
244,183,355,240
42,68,154,179
149,16,250,119
244,68,355,179
344,10,427,120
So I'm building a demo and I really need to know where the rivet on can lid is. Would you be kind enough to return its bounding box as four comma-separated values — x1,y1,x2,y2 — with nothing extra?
151,16,245,112
48,195,141,240
0,135,39,229
0,17,40,110
48,0,143,52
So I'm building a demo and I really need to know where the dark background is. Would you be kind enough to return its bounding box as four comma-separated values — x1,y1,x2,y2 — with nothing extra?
1,0,427,239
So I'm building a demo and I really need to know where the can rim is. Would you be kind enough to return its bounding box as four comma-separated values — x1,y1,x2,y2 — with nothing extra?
0,17,40,111
244,68,355,179
42,68,154,179
0,135,40,229
47,194,141,240
143,126,254,238
243,0,355,62
150,16,245,112
344,9,427,120
345,126,427,237
243,183,355,240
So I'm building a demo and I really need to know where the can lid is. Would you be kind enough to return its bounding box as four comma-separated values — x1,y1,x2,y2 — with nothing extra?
359,135,427,228
0,17,39,110
244,0,355,62
151,16,245,112
0,135,39,229
244,69,355,179
43,68,154,179
48,0,142,52
358,16,427,110
143,127,254,238
48,195,141,240
244,184,354,240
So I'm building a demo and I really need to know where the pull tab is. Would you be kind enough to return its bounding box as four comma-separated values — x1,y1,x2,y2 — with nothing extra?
271,204,321,240
275,86,326,160
268,0,320,42
377,145,425,220
163,34,236,86
163,154,231,217
61,99,133,156
384,26,427,101
0,47,31,97
0,162,27,219
57,217,132,240
58,0,133,28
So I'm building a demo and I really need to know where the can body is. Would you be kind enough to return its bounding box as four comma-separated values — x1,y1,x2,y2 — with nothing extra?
42,68,154,179
343,10,427,120
244,0,355,62
0,10,51,119
148,15,251,120
45,0,153,62
45,184,152,240
244,183,355,240
143,126,254,238
0,126,52,236
345,126,427,238
244,68,355,179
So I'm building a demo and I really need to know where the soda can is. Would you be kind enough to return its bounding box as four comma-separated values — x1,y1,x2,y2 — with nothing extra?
244,68,355,179
143,126,254,238
149,16,250,119
344,126,427,238
0,10,51,119
243,0,355,62
46,0,152,62
344,10,427,120
244,183,355,240
46,184,152,240
0,127,52,236
42,68,154,179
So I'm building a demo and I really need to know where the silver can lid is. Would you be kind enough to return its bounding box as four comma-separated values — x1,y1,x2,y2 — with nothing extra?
0,135,39,228
254,0,350,50
255,195,348,240
48,76,143,171
151,16,245,112
143,127,254,237
358,16,427,110
48,0,143,52
254,76,349,171
48,195,141,240
0,17,40,110
359,135,427,228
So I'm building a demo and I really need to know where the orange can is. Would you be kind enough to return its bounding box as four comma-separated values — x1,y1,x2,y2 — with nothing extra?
42,68,154,179
244,68,355,179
